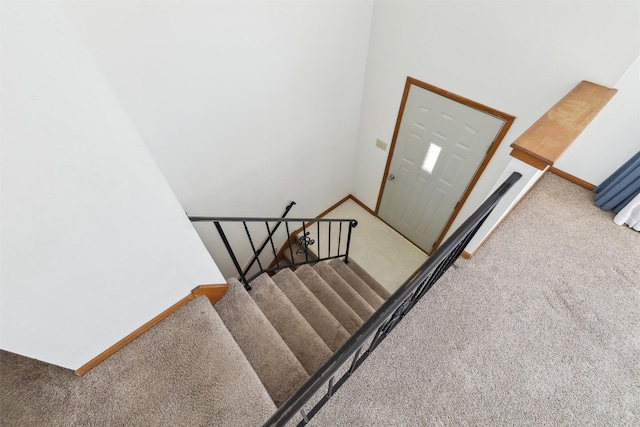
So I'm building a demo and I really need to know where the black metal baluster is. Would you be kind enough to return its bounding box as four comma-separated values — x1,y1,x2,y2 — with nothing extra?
377,316,395,343
344,220,357,264
317,221,321,259
244,221,263,272
286,222,294,266
214,221,250,290
338,221,343,257
300,409,309,424
327,376,335,398
328,221,331,258
348,346,363,375
265,221,278,268
367,324,386,353
412,275,434,308
302,222,309,263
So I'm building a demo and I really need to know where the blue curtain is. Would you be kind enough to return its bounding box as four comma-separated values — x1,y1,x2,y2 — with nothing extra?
594,151,640,213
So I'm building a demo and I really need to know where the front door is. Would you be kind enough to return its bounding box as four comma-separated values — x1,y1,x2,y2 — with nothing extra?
377,79,513,254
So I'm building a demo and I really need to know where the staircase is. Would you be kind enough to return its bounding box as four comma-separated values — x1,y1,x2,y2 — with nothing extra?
1,173,522,426
215,258,390,408
0,257,386,426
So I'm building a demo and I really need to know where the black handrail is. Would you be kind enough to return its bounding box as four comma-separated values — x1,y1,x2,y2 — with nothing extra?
262,171,522,427
189,214,358,290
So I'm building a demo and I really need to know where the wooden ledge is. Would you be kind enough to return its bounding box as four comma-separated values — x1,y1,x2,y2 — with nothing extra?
75,283,228,376
510,80,617,169
510,149,550,171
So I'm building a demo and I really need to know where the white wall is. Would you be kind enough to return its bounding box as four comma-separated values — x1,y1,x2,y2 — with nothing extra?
465,160,547,255
1,2,224,370
352,0,639,235
555,57,640,185
62,1,374,277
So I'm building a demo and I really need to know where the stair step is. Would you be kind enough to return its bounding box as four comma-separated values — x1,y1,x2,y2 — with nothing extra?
313,262,375,321
272,269,350,351
214,278,309,407
249,273,333,375
0,296,277,425
328,259,385,309
295,265,364,334
346,258,392,300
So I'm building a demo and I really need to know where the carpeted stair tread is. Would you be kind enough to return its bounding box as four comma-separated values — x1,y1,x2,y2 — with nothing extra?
329,259,385,309
313,262,375,321
346,258,392,300
0,296,275,426
249,273,333,374
214,278,309,407
295,264,364,334
272,268,350,351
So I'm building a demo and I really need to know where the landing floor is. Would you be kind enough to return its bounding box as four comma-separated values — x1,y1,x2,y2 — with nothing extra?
315,198,428,293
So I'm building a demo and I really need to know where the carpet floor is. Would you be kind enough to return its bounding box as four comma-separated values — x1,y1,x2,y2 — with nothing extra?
2,173,637,426
311,172,640,426
310,198,428,293
0,297,276,426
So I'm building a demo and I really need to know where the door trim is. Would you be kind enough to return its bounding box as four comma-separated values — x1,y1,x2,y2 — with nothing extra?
375,77,515,254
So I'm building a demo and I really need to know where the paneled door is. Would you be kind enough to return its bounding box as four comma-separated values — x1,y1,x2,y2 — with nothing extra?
378,79,512,254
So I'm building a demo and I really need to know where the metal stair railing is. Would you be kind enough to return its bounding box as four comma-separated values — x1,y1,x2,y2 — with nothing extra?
189,205,357,290
262,171,522,427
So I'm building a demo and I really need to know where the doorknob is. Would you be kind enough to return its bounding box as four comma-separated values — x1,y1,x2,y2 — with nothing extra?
388,174,395,181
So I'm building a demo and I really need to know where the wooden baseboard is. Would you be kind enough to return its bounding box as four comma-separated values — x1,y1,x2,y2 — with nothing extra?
549,167,596,191
74,283,228,376
348,195,376,216
461,251,472,259
313,194,376,220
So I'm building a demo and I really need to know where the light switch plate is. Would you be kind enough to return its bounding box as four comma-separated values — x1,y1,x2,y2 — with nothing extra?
376,139,388,151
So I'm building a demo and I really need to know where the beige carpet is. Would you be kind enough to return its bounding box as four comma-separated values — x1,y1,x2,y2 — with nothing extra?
215,278,309,407
3,173,637,426
0,296,276,426
310,198,428,293
311,173,640,426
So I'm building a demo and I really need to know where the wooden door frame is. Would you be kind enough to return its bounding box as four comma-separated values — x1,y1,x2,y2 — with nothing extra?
374,77,515,254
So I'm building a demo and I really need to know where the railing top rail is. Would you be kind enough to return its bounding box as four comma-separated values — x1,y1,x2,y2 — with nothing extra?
263,171,522,426
188,216,358,225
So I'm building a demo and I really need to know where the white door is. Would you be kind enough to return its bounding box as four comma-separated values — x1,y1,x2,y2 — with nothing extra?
378,84,507,254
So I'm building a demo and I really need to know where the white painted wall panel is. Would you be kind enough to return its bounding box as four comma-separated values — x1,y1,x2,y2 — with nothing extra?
62,1,374,277
352,1,639,235
1,2,224,370
464,159,546,255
